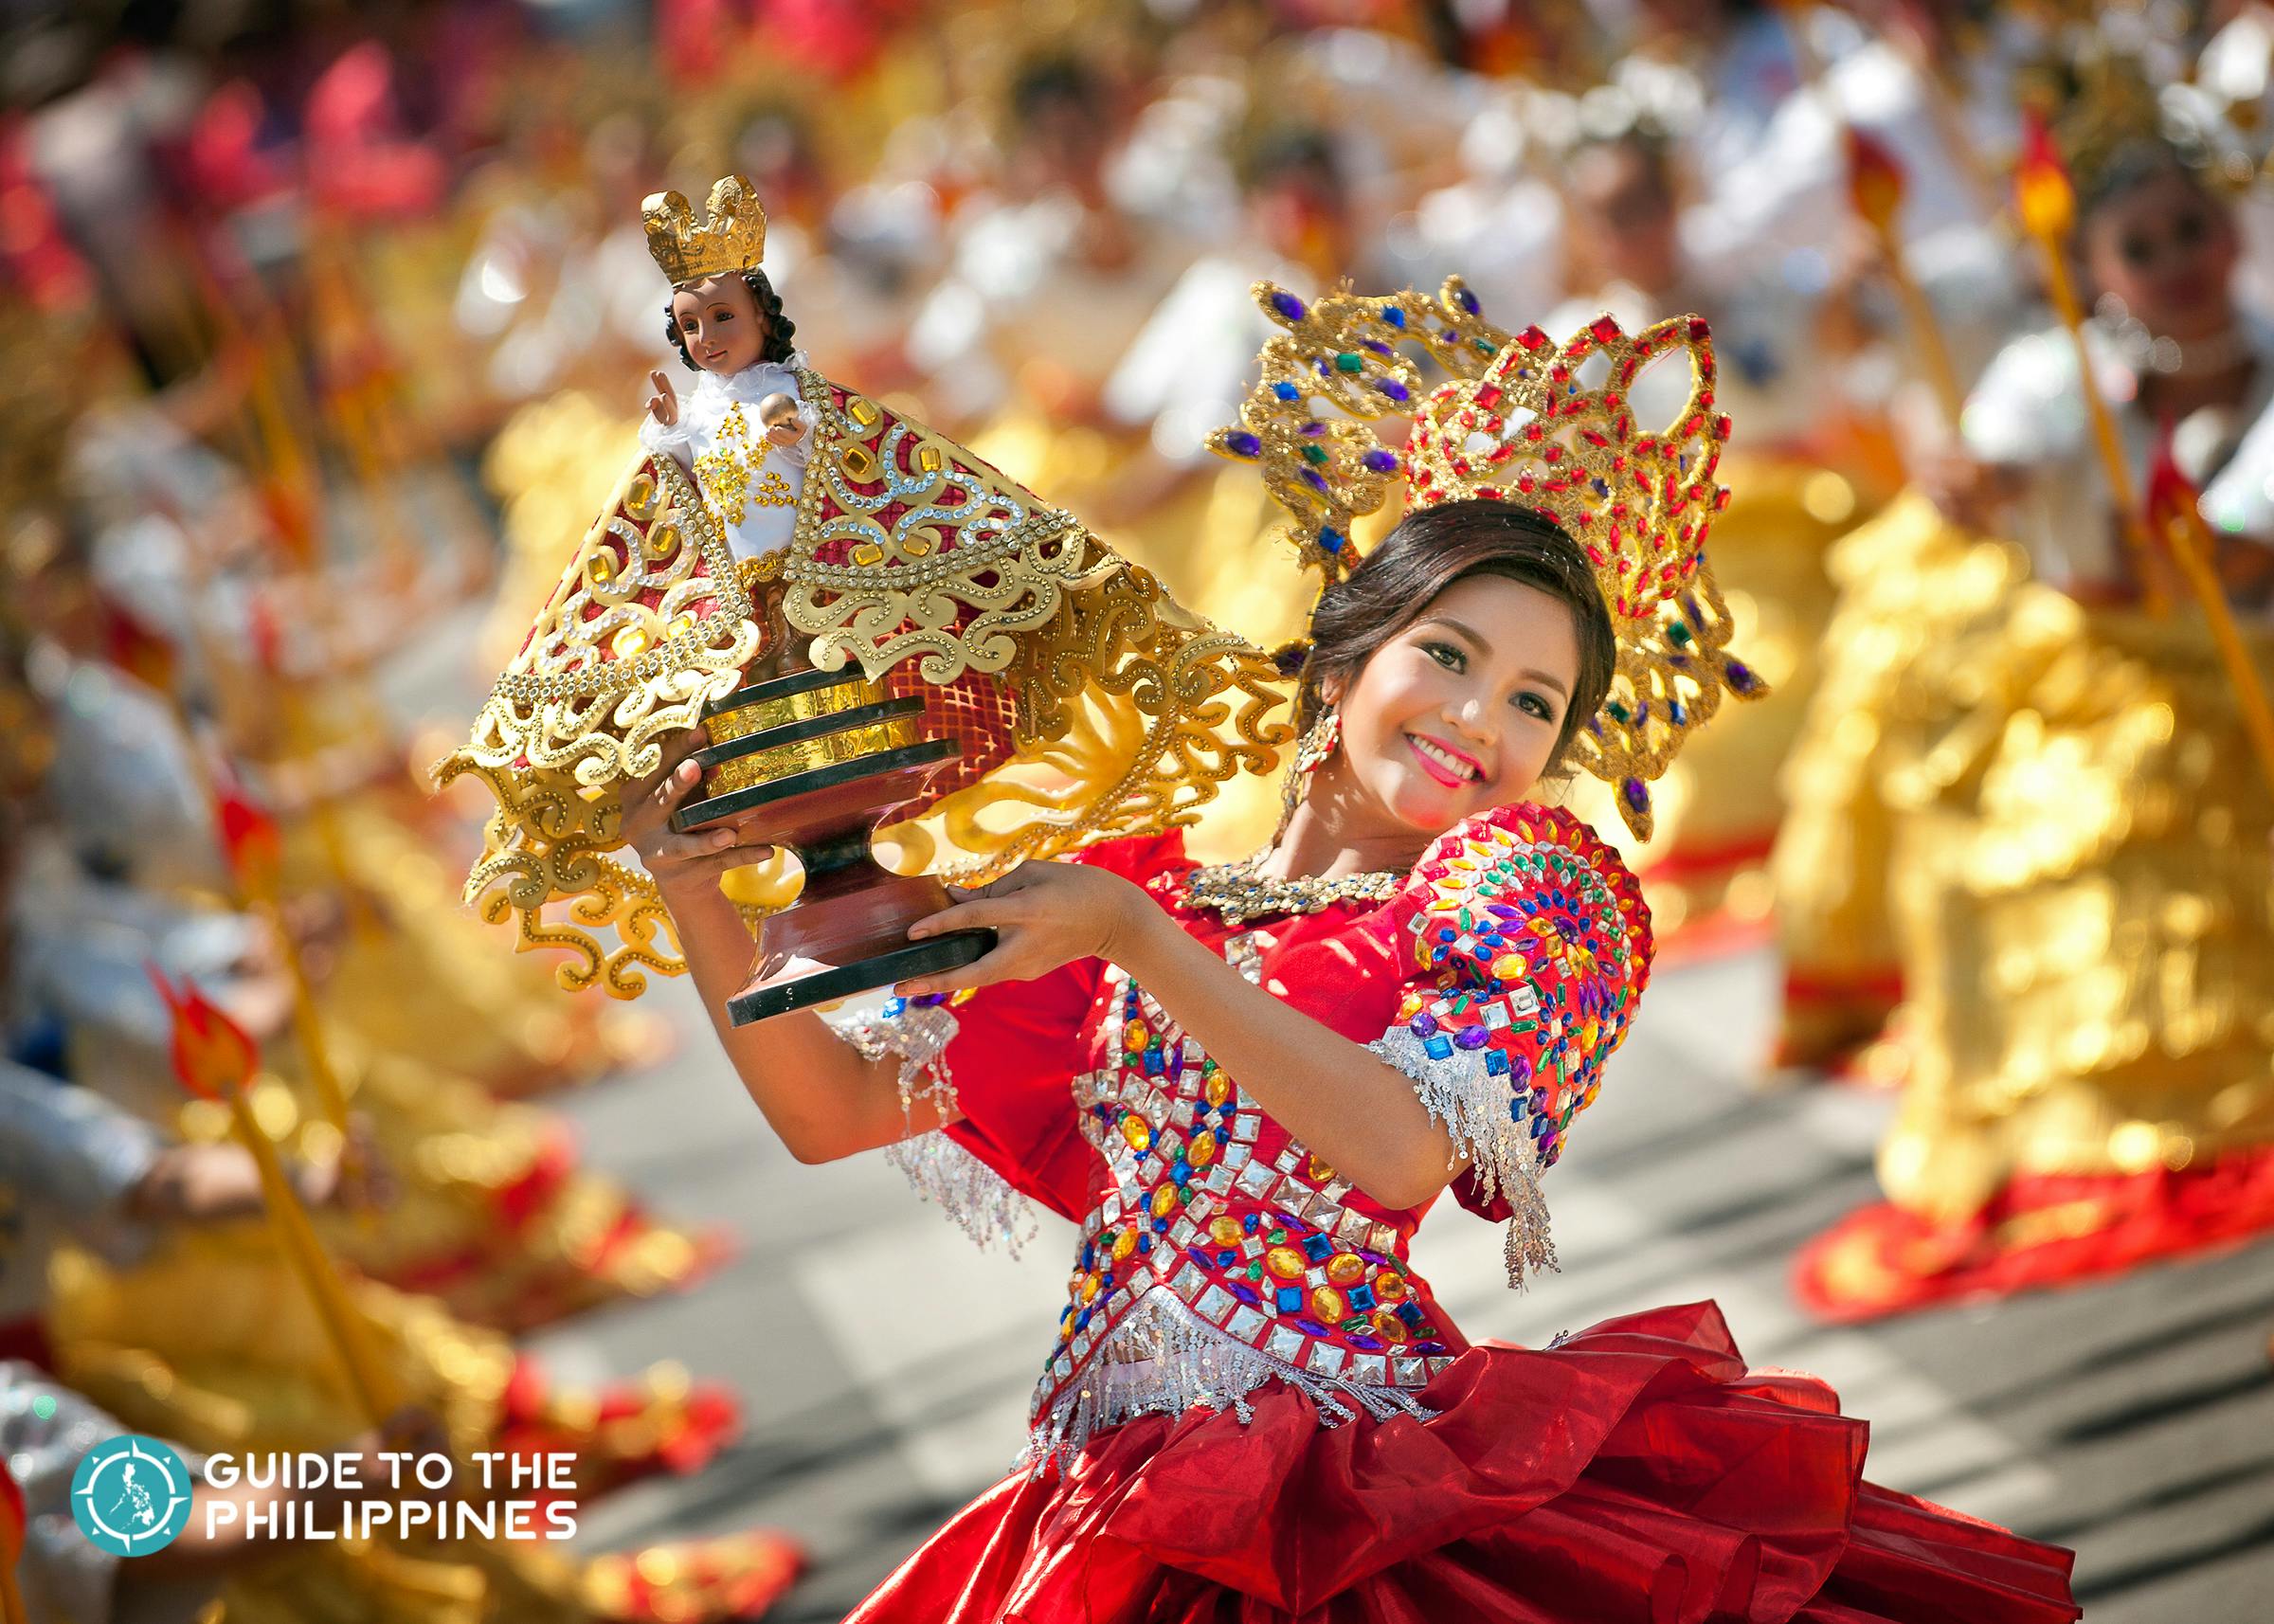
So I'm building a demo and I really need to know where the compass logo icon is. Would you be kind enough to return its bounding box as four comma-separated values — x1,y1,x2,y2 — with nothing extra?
70,1435,193,1557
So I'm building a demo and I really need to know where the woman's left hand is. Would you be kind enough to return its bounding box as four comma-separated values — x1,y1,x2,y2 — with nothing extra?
897,862,1149,996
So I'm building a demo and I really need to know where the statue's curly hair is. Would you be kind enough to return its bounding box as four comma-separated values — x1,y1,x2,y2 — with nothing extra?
664,268,798,370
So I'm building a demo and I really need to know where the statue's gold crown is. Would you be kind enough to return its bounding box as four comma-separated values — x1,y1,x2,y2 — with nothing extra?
1209,280,1760,839
642,175,768,285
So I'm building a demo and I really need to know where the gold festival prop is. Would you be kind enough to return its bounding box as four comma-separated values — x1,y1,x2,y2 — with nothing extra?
152,969,401,1421
2013,117,2172,614
1845,127,1965,429
1210,280,1760,839
2146,446,2274,801
438,176,1290,1015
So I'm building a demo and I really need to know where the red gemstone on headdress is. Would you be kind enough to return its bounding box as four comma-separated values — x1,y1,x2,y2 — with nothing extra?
1474,383,1503,408
1549,365,1570,384
1715,487,1732,510
1589,316,1621,343
1687,317,1710,340
1523,424,1543,442
1517,327,1549,352
1698,388,1716,408
1517,476,1536,494
1478,486,1502,500
1542,445,1562,463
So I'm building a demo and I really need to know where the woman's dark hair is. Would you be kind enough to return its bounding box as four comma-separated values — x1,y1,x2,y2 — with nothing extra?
2075,135,2217,226
664,268,798,371
1298,498,1616,779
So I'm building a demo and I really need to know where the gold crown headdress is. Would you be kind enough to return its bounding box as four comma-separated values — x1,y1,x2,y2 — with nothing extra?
1208,278,1760,839
642,174,769,284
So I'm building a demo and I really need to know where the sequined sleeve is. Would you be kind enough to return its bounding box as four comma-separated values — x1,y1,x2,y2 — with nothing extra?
1364,804,1653,1288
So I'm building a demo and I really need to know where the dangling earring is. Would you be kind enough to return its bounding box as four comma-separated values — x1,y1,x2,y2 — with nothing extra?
1294,706,1342,777
1273,703,1342,840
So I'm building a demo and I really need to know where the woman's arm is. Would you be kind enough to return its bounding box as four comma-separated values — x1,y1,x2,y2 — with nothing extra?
624,731,953,1163
903,866,1463,1209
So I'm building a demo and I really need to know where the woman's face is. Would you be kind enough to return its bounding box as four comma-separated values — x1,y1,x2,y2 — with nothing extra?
671,273,768,373
2083,169,2238,339
1315,573,1583,841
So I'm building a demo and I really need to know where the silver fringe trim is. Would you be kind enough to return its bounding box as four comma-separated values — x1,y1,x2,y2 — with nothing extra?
1019,1285,1437,1478
820,1001,1036,1256
883,1130,1038,1257
1367,1026,1558,1290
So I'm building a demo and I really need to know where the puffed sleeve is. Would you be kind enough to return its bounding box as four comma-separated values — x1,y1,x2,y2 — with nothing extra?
819,829,1190,1249
1363,803,1653,1289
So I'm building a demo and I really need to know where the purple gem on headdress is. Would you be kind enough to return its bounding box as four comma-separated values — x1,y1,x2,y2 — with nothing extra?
1668,699,1687,726
1725,660,1759,695
1362,339,1393,356
1457,288,1480,314
1592,478,1610,496
1225,431,1263,458
1300,421,1326,436
1453,1025,1490,1052
1272,291,1308,321
1273,382,1303,403
1301,468,1330,493
1410,1011,1438,1037
1621,778,1651,815
913,991,953,1008
1318,526,1345,553
1362,449,1398,473
1376,379,1410,403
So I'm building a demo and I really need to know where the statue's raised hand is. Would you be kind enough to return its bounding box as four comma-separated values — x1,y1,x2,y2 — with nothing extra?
645,369,679,427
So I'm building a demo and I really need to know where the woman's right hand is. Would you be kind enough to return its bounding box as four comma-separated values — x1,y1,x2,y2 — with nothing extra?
645,369,679,427
620,726,779,892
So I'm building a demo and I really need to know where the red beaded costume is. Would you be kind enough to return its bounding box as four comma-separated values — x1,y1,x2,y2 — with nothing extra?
828,811,2078,1623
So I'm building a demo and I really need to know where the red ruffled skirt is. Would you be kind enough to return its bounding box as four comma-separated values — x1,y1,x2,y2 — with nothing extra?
845,1302,2077,1624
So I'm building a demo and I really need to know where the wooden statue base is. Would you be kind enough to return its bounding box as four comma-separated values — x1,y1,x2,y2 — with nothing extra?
673,669,994,1026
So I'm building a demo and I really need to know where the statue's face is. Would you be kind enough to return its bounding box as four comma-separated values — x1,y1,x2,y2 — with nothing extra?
670,272,768,373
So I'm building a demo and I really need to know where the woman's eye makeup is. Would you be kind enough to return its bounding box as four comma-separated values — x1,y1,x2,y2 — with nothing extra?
1422,639,1558,720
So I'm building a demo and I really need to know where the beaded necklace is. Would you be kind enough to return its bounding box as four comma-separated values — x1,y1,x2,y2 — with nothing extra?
1178,850,1406,928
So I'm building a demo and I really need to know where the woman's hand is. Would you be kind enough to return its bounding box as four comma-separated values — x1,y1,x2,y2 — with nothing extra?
620,726,778,893
645,369,679,427
898,862,1151,996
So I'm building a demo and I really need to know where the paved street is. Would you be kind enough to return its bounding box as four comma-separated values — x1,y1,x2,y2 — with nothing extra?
517,947,2274,1621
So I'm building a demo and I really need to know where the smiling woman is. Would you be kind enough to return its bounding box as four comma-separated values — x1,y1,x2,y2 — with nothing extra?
1284,497,1617,868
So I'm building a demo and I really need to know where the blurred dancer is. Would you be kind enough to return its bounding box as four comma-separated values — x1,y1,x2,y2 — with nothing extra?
1786,89,2274,1318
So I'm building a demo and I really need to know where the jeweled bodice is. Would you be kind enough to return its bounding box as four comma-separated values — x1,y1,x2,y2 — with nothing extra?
1026,928,1458,1469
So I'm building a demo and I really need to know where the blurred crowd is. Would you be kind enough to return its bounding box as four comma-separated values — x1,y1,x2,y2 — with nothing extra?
3,0,2274,1619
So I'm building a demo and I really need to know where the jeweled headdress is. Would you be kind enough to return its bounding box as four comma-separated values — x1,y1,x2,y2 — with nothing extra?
642,175,769,284
1209,279,1761,838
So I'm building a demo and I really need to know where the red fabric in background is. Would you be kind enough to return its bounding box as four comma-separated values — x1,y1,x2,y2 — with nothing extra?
846,1303,2077,1624
1795,1143,2274,1323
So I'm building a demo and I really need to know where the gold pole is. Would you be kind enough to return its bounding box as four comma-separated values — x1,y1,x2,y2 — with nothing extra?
222,1082,402,1421
2014,133,2172,614
2157,504,2274,801
1879,244,1966,431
